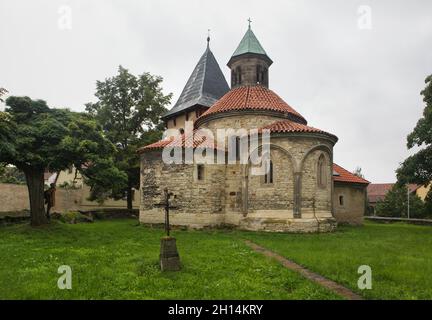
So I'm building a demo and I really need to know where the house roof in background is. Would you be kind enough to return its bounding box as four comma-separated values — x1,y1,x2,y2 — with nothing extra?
367,183,420,203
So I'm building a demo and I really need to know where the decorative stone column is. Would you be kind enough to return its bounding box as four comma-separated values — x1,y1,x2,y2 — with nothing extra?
293,172,302,218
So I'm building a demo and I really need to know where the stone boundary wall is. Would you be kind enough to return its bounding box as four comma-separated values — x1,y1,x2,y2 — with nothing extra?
0,183,138,214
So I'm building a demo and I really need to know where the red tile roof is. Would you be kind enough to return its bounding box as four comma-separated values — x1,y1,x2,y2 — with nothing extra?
138,130,221,153
260,119,337,141
333,163,370,185
367,183,419,203
198,85,307,124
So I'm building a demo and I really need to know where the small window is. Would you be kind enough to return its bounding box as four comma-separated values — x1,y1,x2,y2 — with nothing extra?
339,195,344,206
236,67,242,85
256,65,262,84
173,118,177,127
235,137,241,161
197,165,205,181
185,112,189,121
263,68,268,86
264,160,273,184
231,70,237,86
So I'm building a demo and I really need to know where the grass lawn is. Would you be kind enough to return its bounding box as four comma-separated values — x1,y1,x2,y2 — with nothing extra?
0,219,431,300
0,219,338,300
242,221,432,300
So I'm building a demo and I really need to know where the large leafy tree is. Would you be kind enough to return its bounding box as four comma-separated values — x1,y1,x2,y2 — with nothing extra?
0,96,127,226
86,66,171,209
397,75,432,213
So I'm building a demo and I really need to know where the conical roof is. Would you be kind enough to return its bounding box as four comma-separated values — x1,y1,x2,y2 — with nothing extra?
228,26,272,66
196,85,307,126
162,45,229,120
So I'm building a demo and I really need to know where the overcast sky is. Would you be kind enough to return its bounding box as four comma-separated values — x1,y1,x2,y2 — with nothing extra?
1,0,431,183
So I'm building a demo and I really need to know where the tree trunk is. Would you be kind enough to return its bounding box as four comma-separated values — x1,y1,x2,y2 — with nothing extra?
24,169,48,226
126,179,133,210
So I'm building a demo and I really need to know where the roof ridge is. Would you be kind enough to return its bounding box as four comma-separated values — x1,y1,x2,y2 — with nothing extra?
198,47,210,100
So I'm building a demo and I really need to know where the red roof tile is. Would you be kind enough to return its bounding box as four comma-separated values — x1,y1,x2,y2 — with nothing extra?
367,183,419,203
138,129,221,153
333,163,370,185
260,119,337,140
198,85,307,124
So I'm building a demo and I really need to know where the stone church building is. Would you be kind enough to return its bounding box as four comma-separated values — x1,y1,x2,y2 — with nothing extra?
138,25,369,232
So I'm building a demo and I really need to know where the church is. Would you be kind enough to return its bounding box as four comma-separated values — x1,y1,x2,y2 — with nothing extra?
138,24,369,232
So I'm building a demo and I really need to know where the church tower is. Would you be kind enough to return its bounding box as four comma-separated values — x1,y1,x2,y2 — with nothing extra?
227,22,273,88
162,37,229,130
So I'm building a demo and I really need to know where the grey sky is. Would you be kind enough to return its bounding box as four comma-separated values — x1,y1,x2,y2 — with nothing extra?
1,0,431,183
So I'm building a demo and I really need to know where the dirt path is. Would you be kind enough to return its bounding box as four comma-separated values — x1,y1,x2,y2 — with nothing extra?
244,240,363,300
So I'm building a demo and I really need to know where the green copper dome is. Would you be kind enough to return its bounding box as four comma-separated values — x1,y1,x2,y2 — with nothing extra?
232,26,267,56
228,25,272,67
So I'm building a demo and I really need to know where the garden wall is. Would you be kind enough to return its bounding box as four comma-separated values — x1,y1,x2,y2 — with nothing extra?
0,183,138,214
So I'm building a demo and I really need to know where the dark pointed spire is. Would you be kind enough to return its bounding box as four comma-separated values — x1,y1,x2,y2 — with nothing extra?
162,40,229,120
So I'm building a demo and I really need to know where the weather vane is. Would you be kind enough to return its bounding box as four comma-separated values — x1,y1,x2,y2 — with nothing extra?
207,29,211,47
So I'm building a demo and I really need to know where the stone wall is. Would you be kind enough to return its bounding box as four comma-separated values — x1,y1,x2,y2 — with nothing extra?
333,182,367,225
139,128,338,232
201,113,285,133
0,183,138,214
0,183,81,213
0,184,31,212
229,57,270,88
248,147,294,212
140,150,225,216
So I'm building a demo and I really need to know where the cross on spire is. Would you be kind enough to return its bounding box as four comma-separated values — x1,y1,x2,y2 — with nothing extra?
248,18,252,28
207,29,210,48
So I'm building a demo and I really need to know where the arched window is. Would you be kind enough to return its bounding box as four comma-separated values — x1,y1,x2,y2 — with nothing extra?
262,67,268,86
231,69,237,86
317,154,327,188
197,164,205,181
339,195,344,206
264,160,273,184
256,65,262,84
236,67,242,85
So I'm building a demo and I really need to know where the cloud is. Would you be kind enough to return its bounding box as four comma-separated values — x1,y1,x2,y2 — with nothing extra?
1,0,431,182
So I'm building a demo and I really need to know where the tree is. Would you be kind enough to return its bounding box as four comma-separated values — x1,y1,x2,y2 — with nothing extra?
0,96,127,226
397,75,432,197
0,166,26,184
375,184,425,218
86,66,171,209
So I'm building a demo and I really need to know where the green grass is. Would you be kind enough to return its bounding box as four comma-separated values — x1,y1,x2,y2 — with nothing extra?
0,219,338,300
1,219,431,300
242,221,432,300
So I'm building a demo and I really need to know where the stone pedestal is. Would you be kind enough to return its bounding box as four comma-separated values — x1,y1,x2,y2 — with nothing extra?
160,237,181,271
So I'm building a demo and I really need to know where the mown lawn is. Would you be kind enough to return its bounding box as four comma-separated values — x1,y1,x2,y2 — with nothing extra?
1,219,431,300
242,221,432,300
0,219,338,300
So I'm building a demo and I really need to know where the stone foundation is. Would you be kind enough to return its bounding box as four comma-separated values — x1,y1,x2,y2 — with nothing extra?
140,209,336,233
